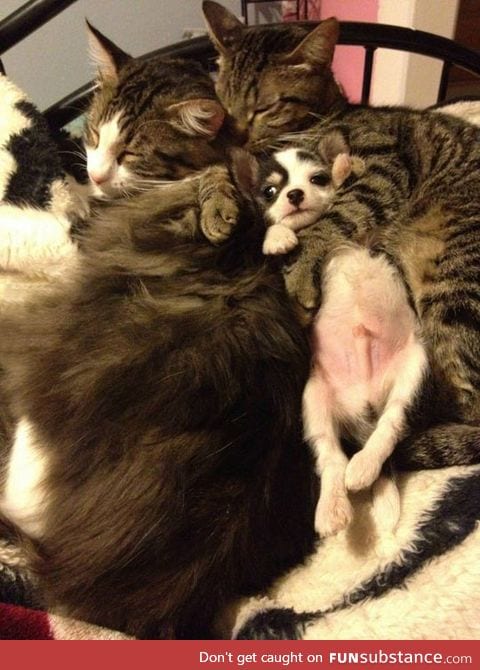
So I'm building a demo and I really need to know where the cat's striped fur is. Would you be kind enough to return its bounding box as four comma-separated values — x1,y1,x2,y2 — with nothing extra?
84,22,239,243
204,2,480,469
203,1,346,149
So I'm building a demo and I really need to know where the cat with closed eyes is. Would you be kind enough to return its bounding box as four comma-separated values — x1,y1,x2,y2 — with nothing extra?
0,27,317,639
81,21,239,245
203,1,480,473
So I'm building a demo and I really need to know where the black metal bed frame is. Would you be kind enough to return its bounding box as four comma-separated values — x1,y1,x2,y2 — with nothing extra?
1,0,480,131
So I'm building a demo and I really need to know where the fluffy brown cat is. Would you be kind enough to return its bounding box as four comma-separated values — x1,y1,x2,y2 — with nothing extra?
0,39,317,637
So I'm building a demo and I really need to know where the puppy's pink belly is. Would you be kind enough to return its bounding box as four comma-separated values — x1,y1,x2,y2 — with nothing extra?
314,318,407,411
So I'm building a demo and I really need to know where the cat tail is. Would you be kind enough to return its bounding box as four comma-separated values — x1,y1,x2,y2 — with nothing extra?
393,423,480,470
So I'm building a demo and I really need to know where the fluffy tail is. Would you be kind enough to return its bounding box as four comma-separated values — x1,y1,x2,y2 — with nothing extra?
393,423,480,470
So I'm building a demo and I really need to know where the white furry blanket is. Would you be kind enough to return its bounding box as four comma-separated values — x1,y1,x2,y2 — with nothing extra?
0,76,479,639
230,465,480,639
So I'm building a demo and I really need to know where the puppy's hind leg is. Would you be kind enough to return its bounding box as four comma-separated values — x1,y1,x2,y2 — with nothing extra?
303,373,352,537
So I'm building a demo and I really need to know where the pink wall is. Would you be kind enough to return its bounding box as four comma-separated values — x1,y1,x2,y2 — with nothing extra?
283,0,379,102
320,0,379,102
284,0,379,102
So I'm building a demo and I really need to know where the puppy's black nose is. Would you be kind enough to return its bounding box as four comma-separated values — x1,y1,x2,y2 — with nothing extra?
287,189,304,207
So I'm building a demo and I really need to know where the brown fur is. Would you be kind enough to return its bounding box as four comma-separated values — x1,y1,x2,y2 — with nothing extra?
0,155,316,641
85,22,228,181
203,1,346,148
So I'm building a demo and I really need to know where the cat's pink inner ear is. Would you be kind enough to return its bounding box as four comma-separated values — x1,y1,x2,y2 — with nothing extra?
167,99,225,138
86,19,131,82
278,17,339,68
202,1,244,55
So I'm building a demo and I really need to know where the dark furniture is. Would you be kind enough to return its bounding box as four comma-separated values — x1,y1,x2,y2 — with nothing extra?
1,0,480,131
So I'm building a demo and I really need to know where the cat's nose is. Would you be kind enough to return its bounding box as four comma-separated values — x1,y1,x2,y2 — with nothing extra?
287,189,304,207
88,169,109,185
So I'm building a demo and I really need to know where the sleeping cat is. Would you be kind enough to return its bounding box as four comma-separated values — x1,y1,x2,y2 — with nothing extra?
0,30,317,639
203,1,346,148
0,160,317,640
84,21,242,245
203,1,480,471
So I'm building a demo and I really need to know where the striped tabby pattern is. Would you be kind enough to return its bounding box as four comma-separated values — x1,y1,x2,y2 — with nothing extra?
204,2,480,468
280,107,480,469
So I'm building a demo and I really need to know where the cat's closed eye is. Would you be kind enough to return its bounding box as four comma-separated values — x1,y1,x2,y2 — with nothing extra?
117,150,137,164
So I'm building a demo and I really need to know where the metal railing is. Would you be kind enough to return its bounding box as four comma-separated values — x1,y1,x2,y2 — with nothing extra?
44,21,480,130
0,0,79,62
1,11,479,130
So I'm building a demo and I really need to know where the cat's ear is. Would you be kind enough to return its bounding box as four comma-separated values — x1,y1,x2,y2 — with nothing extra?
86,20,131,82
166,99,225,138
202,1,244,55
230,148,260,199
317,130,350,166
277,17,339,69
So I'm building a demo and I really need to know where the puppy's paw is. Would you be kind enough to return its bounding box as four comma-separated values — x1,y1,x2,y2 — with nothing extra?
263,226,298,255
315,492,353,537
345,451,382,491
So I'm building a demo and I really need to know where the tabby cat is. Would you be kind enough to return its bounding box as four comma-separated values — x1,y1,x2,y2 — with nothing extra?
203,1,480,470
83,21,239,244
0,29,317,639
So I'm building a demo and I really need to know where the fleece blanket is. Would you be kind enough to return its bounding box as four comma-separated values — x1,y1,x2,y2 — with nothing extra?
0,77,479,640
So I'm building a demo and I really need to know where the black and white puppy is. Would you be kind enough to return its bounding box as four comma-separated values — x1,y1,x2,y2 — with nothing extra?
257,135,362,255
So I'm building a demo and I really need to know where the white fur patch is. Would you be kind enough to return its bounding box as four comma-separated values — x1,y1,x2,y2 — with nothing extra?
86,111,126,196
0,203,77,305
1,418,49,538
0,203,74,271
304,248,427,536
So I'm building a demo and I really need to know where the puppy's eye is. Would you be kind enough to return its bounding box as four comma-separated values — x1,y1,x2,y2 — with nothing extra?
262,185,278,201
310,172,330,187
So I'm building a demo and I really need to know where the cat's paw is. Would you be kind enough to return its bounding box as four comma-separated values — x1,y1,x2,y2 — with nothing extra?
315,492,353,537
200,195,239,244
263,227,298,255
283,260,320,318
345,451,382,491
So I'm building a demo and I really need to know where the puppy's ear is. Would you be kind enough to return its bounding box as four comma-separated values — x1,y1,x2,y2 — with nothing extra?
86,20,131,82
230,148,260,199
166,99,225,138
203,1,244,56
331,153,352,188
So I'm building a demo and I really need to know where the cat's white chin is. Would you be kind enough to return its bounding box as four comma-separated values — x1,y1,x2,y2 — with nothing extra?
89,180,124,199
